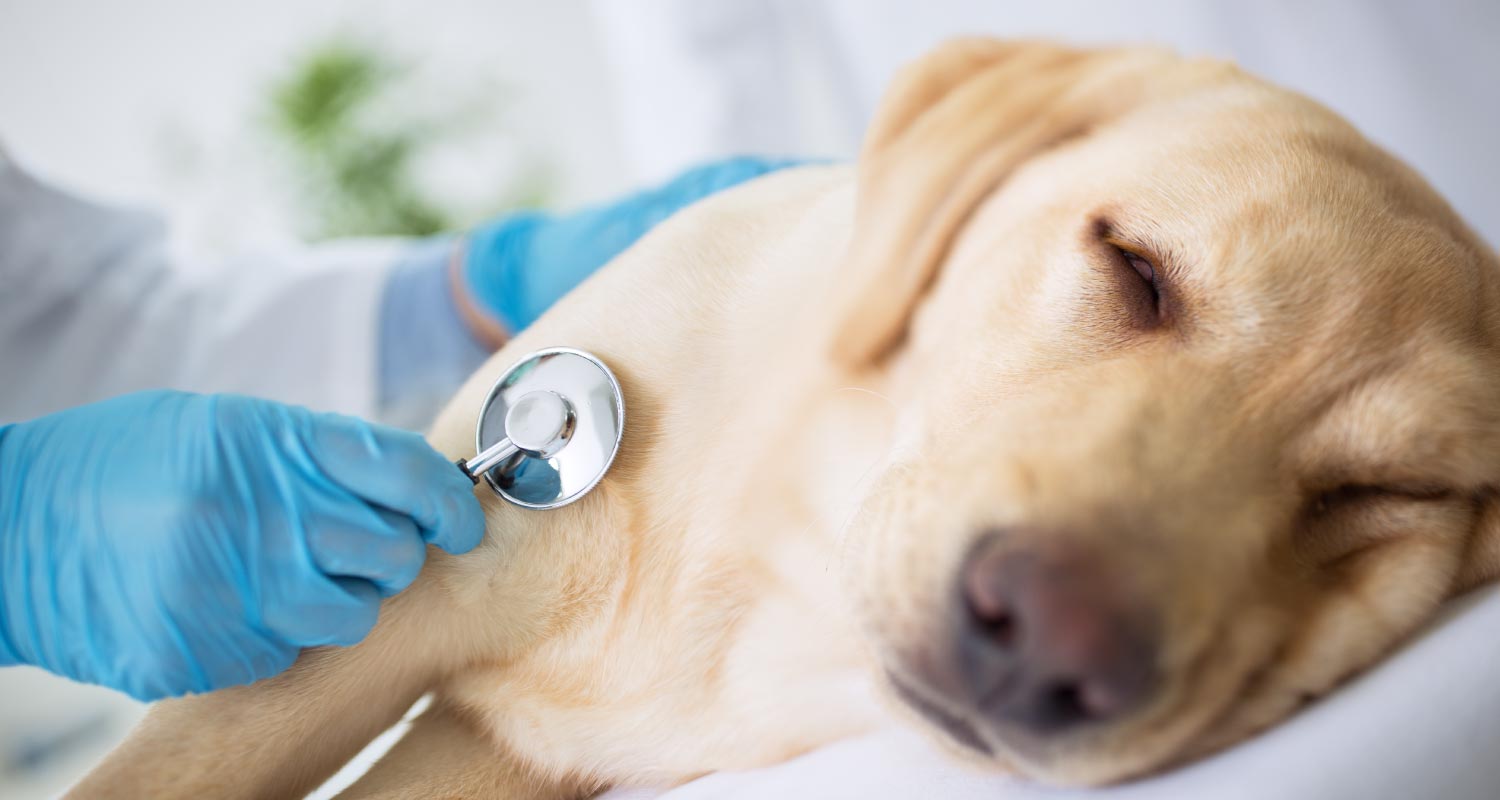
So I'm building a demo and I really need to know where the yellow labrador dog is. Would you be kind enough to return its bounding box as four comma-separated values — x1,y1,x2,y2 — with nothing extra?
72,40,1500,797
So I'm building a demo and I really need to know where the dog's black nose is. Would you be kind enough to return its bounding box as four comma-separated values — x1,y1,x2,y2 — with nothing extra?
955,535,1157,734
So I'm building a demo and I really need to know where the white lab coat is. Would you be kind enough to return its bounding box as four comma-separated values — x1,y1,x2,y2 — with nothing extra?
0,150,395,425
589,3,1500,798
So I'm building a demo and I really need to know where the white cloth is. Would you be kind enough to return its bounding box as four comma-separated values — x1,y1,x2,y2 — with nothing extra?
0,151,392,425
604,586,1500,799
593,0,1500,249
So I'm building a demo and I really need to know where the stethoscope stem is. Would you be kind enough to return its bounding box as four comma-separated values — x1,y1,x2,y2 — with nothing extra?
457,438,520,483
455,388,576,484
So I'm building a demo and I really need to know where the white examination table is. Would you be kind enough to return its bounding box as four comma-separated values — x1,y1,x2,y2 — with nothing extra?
605,586,1500,800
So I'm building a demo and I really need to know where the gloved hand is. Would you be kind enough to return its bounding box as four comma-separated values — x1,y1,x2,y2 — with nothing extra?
463,155,804,333
0,391,484,701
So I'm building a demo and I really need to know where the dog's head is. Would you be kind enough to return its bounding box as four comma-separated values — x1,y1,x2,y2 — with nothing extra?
833,40,1500,785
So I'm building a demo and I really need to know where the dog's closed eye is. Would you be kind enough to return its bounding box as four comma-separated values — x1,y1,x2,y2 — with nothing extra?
1308,483,1452,517
1298,482,1459,565
1091,217,1168,329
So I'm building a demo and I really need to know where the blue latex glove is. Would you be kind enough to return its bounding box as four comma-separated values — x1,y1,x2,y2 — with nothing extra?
464,155,804,333
0,391,484,701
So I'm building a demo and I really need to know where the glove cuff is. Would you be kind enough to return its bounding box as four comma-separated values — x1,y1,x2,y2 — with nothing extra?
462,211,547,335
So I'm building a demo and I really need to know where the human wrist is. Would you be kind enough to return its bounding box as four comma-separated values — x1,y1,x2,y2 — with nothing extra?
449,239,510,349
375,243,495,427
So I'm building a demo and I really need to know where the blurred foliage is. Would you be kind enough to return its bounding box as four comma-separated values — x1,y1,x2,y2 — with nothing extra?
266,36,550,239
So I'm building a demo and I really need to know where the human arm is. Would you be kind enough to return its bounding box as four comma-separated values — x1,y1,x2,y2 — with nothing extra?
0,153,400,424
0,151,804,429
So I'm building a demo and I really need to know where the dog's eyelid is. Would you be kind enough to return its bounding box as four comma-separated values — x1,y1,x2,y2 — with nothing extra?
1117,246,1156,283
1090,216,1173,275
1306,481,1454,514
1088,215,1180,329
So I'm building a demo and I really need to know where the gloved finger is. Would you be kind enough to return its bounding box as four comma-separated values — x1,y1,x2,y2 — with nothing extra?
305,506,428,597
535,156,810,265
261,573,383,648
304,412,486,555
467,155,811,333
246,644,301,687
321,578,384,647
658,155,810,205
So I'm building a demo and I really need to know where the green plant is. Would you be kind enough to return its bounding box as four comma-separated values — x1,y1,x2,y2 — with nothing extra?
266,36,548,240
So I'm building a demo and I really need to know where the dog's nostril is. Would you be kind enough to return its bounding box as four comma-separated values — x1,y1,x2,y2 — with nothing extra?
1041,680,1090,727
979,609,1017,645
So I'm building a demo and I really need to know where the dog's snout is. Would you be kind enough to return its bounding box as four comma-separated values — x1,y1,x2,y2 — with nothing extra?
955,535,1158,735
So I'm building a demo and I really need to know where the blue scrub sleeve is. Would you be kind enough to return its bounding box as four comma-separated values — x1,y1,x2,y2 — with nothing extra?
376,240,492,429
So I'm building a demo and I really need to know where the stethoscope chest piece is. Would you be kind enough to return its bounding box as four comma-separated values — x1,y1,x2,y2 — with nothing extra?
455,347,624,509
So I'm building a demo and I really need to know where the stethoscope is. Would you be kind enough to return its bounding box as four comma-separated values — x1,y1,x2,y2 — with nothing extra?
454,347,625,509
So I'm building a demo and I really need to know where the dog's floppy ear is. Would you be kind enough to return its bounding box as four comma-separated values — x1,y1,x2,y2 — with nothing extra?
830,39,1227,365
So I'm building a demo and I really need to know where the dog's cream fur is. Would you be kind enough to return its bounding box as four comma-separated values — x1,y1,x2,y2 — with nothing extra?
71,41,1500,797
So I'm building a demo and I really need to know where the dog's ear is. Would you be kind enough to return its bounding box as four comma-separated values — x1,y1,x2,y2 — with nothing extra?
829,39,1228,365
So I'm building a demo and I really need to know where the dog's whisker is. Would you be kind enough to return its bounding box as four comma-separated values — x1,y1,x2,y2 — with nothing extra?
835,385,899,414
827,454,891,573
829,458,929,580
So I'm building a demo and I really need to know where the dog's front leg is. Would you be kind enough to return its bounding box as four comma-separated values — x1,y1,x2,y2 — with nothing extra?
66,573,464,799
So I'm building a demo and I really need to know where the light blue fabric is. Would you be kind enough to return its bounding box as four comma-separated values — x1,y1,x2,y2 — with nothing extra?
376,240,491,428
0,390,484,700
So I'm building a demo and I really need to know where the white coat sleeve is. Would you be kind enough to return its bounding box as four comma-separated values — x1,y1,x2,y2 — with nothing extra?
0,153,395,424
